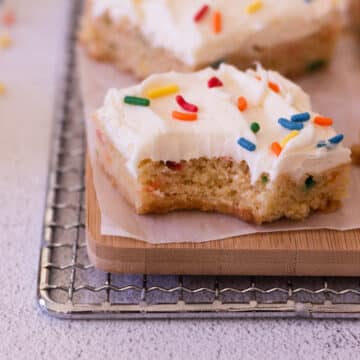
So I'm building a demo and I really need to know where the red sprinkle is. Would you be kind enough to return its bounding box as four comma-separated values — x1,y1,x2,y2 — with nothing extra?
194,4,209,22
176,95,198,113
208,76,223,88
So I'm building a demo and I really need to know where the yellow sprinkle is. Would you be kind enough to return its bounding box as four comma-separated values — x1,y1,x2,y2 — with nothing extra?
246,0,263,14
0,34,12,49
146,84,179,99
280,130,299,148
0,83,6,95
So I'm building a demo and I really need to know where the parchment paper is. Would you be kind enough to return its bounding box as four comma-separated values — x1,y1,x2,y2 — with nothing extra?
78,33,360,244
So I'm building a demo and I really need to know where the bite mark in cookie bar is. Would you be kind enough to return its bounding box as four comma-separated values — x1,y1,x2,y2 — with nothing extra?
79,0,341,78
93,65,351,223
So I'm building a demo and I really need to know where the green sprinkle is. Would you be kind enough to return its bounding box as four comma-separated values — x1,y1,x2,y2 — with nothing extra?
211,59,225,69
307,59,327,72
261,175,268,184
124,95,150,106
250,122,260,134
305,175,316,189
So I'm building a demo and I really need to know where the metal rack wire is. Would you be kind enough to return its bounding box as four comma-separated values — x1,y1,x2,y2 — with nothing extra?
37,0,360,319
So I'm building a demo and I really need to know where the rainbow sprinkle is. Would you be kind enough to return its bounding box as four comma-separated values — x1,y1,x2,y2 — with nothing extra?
278,117,304,131
313,116,333,127
194,4,210,22
176,95,198,113
317,134,344,149
271,142,282,157
124,95,150,106
213,10,222,34
208,76,223,88
146,84,179,99
250,122,260,134
316,140,328,148
268,81,280,93
280,130,299,148
291,112,311,122
172,111,198,121
237,96,248,112
246,0,263,14
328,134,344,144
237,137,256,152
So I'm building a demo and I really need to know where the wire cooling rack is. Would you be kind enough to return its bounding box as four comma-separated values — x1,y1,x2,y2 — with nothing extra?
37,0,360,319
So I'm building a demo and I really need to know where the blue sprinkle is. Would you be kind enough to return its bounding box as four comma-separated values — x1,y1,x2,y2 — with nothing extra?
237,137,256,152
278,117,304,130
317,140,335,150
291,112,311,122
316,140,327,148
328,134,344,144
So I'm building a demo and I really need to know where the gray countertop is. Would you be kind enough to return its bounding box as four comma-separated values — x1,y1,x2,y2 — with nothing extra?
1,1,360,359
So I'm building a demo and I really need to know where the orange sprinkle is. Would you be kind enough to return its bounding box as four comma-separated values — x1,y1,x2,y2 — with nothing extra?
313,116,333,127
271,142,282,157
268,81,280,93
213,11,222,34
237,96,248,112
172,111,198,121
255,76,261,81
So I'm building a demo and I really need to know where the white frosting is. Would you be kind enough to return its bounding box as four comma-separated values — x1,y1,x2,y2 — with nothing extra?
96,64,351,184
91,0,339,66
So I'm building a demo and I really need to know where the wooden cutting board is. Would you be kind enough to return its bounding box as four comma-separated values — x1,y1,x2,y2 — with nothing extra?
86,160,360,276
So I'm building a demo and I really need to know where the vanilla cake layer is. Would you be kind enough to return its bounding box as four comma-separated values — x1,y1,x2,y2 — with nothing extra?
79,0,341,78
93,65,351,223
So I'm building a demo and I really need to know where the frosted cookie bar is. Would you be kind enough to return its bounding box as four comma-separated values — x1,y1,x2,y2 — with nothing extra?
93,64,351,224
79,0,341,78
